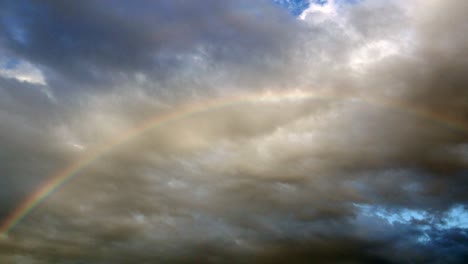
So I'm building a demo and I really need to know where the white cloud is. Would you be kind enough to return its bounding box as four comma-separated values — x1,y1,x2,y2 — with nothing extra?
349,40,400,71
0,60,46,85
300,0,338,21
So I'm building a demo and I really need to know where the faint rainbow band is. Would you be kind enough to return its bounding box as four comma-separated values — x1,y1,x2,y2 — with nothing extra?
1,89,466,235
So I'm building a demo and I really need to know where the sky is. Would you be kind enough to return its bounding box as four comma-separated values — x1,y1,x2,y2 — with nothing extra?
0,0,467,263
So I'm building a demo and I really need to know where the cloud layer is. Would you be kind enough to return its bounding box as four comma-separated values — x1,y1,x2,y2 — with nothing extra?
0,0,467,263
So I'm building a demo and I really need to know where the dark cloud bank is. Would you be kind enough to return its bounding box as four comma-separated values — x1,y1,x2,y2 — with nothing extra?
0,0,467,263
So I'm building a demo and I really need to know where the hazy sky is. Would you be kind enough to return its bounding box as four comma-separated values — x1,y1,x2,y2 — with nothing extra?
0,0,467,263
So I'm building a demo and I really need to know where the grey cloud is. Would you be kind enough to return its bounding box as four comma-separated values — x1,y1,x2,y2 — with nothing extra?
1,0,468,263
0,76,72,219
0,0,302,94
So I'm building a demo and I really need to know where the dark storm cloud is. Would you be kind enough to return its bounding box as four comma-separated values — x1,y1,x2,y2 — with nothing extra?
342,0,468,207
0,0,468,263
0,0,301,92
0,76,71,219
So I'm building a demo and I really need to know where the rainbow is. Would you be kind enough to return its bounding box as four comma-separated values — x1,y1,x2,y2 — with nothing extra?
1,89,467,236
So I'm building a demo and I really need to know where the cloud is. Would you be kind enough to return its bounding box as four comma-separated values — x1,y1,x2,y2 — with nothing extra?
0,0,303,94
0,59,45,85
0,0,467,263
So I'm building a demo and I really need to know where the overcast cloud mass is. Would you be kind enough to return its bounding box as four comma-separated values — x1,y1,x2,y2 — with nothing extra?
0,0,467,263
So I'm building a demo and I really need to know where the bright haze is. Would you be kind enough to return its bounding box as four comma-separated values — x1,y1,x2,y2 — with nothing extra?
0,0,467,263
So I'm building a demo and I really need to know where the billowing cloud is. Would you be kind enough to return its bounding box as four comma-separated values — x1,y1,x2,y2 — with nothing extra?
0,0,467,263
